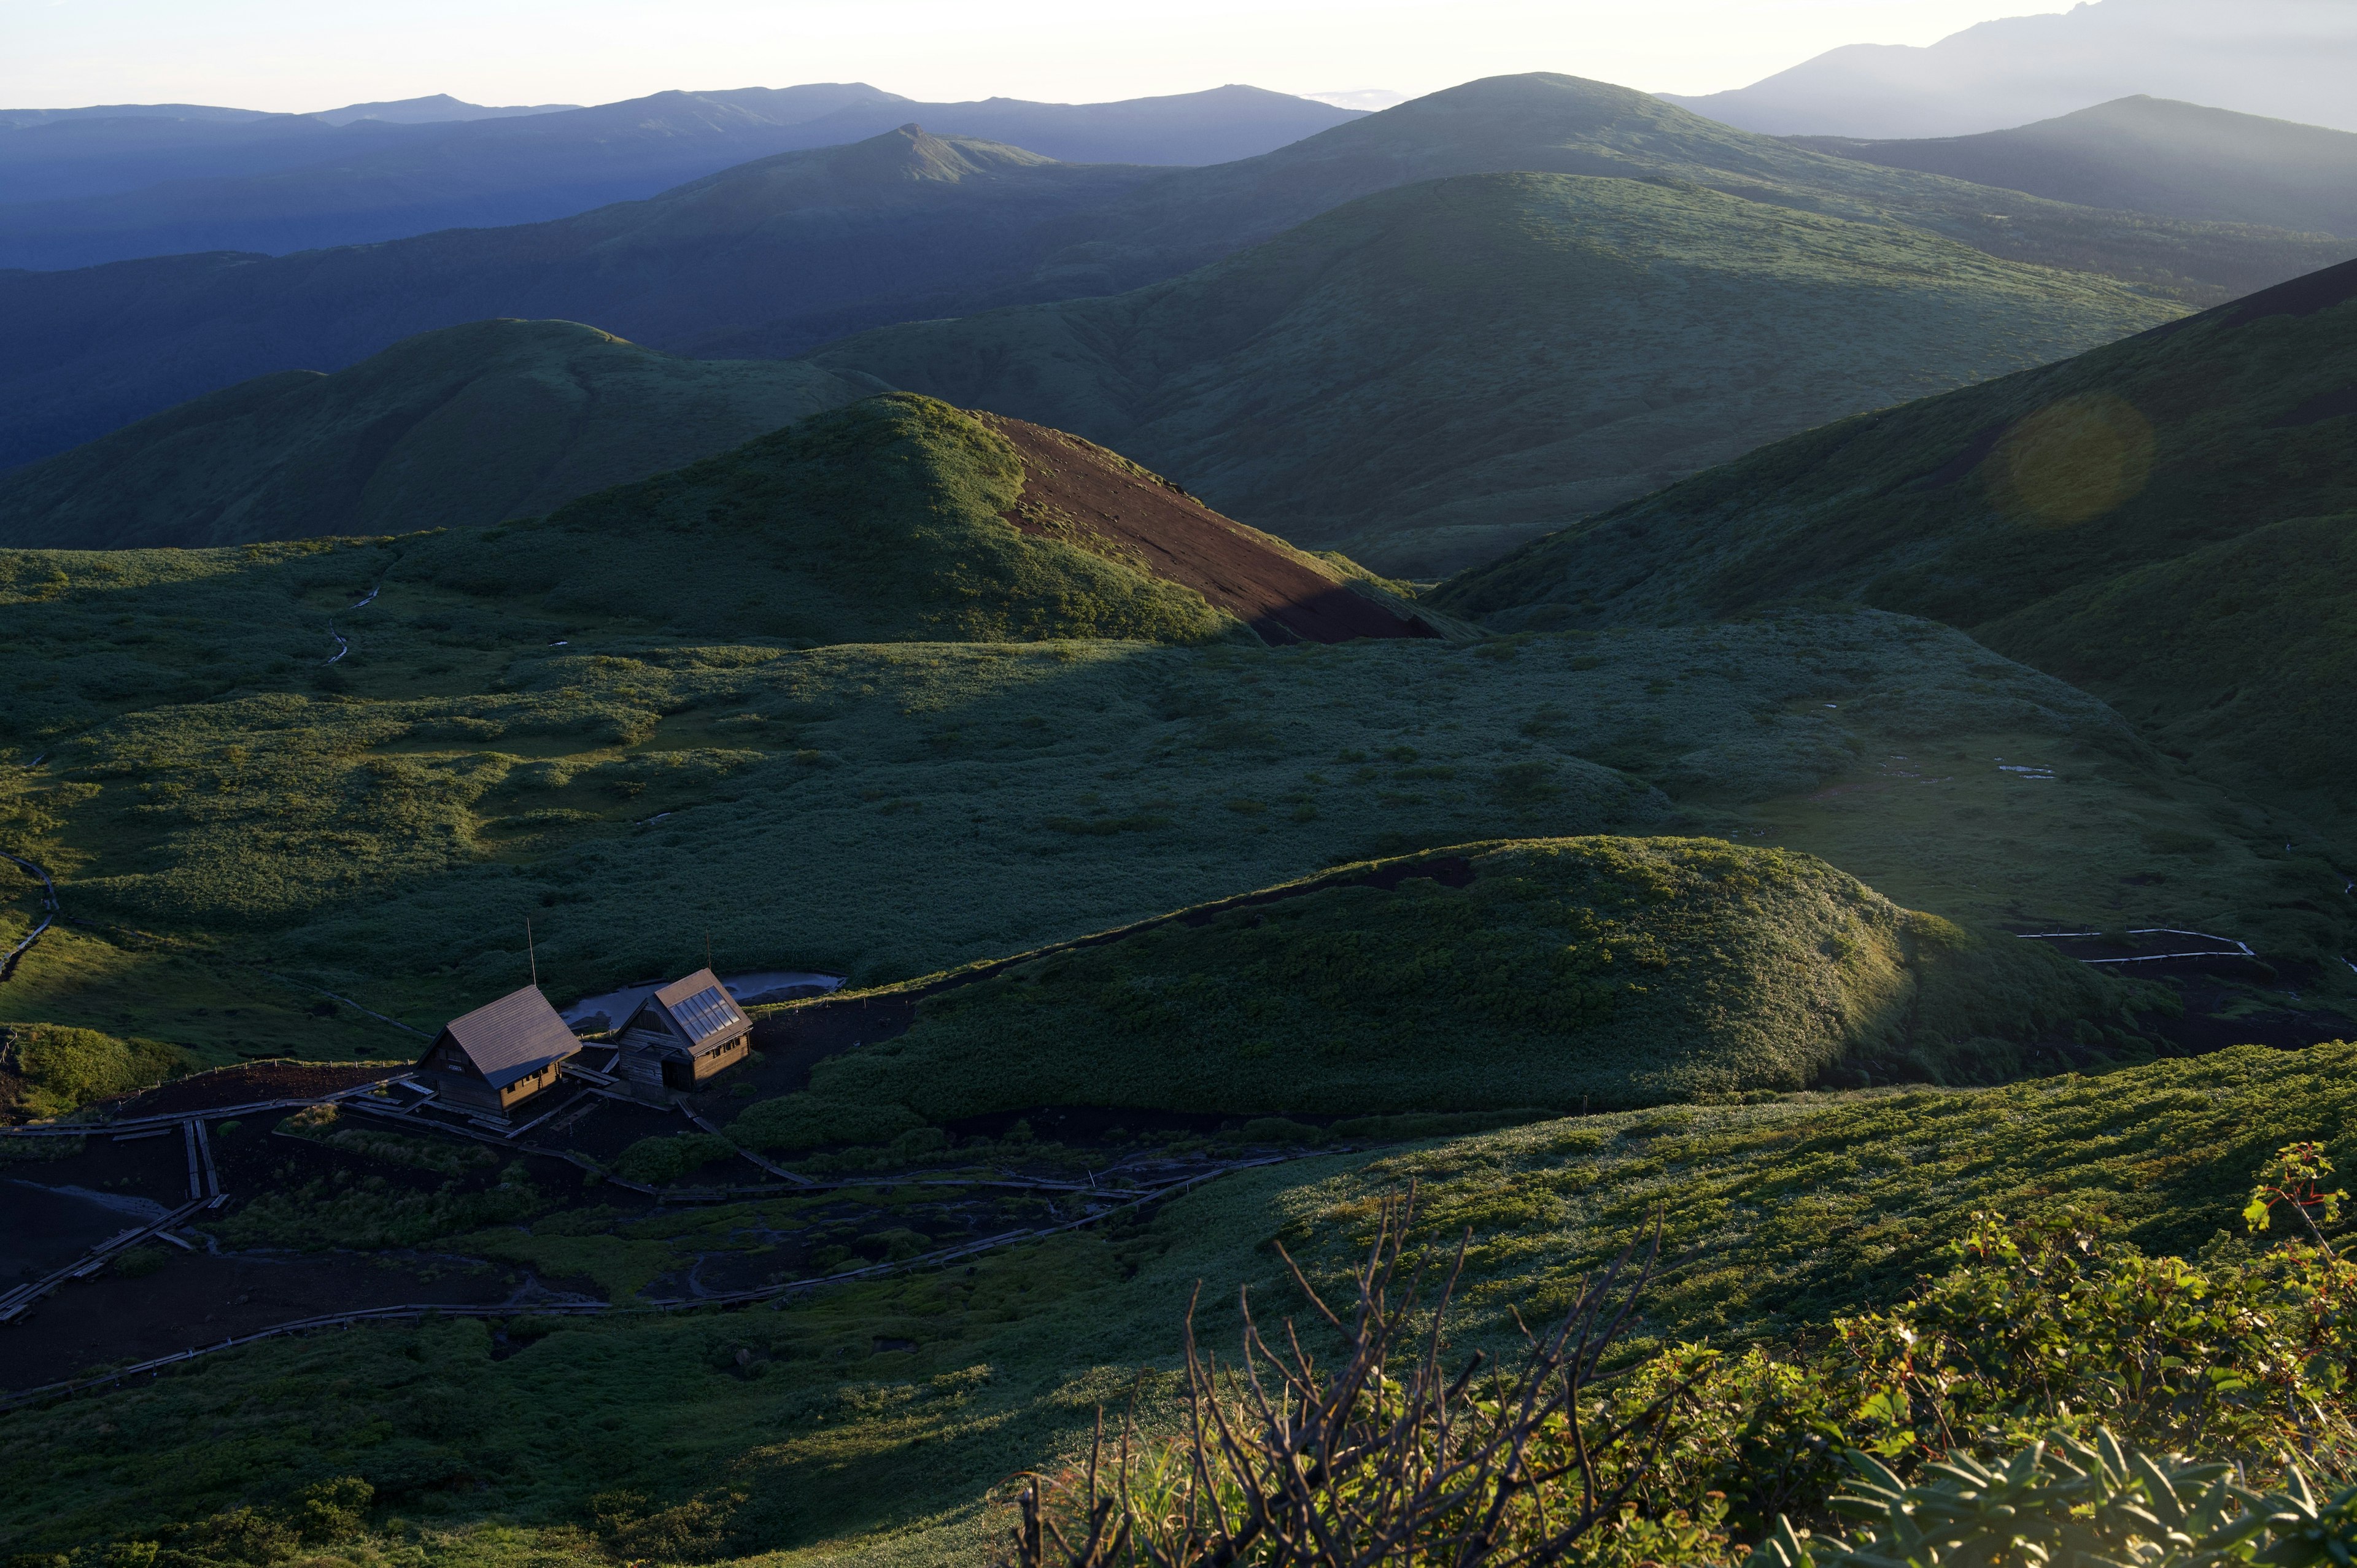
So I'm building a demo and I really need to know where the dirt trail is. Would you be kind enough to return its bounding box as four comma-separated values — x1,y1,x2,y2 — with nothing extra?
984,415,1437,646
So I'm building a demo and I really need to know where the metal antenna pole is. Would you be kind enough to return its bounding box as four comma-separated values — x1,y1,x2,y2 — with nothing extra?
528,917,537,987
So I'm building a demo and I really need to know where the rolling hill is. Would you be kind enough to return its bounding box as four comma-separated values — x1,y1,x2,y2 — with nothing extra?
0,83,1357,270
1660,0,2357,137
1792,97,2357,238
808,169,2183,575
1436,253,2357,830
0,320,879,549
0,127,1159,471
6,73,2347,481
791,836,2118,1124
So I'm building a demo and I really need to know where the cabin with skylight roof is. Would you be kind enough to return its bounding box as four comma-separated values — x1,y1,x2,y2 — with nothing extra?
616,968,754,1094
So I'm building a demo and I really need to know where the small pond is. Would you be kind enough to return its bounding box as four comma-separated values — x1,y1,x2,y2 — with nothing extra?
562,971,844,1032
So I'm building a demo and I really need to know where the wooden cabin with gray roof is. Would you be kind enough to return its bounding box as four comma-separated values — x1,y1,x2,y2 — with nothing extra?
616,968,753,1095
416,985,581,1118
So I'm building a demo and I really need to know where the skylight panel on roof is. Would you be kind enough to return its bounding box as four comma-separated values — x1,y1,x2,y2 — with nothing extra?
671,984,744,1041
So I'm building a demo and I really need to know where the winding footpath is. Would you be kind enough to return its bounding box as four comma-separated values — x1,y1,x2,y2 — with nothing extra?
0,850,57,982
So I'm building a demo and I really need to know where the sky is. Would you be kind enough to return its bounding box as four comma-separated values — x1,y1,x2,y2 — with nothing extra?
3,0,2075,113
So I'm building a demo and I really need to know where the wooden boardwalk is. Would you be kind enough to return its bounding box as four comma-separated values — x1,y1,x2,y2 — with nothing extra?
0,1151,1305,1413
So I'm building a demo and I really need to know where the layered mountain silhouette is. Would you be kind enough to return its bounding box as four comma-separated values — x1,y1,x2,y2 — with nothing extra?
6,74,2346,481
808,168,2180,576
1792,97,2357,239
714,71,2348,355
1663,0,2357,137
0,83,1358,269
0,320,878,549
1436,254,2357,825
0,128,1155,471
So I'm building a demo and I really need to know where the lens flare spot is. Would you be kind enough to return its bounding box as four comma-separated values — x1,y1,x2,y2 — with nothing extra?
1990,393,2154,526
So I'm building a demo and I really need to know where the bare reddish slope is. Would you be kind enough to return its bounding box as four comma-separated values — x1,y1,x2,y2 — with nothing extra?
984,415,1436,645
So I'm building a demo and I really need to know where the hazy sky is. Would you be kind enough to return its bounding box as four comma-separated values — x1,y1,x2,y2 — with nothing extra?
4,0,2075,112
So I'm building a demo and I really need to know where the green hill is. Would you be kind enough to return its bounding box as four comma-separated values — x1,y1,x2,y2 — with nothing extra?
379,393,1264,649
1434,255,2357,833
1791,97,2357,240
811,169,2183,574
789,836,2119,1126
0,320,877,549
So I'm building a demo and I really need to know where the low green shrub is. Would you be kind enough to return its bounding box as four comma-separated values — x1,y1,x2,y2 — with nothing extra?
2,1024,186,1119
1028,1153,2357,1567
613,1133,740,1187
725,1094,925,1155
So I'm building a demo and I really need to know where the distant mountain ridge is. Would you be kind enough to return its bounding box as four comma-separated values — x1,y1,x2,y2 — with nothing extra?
307,94,577,125
1791,96,2357,239
3,74,2346,484
1663,0,2357,137
0,82,1358,269
0,126,1158,471
706,69,2345,357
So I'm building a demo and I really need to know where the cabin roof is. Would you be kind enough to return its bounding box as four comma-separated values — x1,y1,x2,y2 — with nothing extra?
429,985,581,1089
633,968,749,1050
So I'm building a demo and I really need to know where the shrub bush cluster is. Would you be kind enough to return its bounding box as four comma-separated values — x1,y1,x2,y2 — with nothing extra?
1024,1149,2357,1566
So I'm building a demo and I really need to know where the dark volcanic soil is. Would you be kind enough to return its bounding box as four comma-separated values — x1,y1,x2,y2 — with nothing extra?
0,1247,517,1392
115,1062,395,1118
985,414,1438,645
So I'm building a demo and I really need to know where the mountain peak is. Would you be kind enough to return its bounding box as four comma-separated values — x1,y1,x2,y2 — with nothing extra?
822,122,1060,182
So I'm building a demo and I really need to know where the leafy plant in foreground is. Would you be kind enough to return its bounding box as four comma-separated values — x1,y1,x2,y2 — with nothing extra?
1749,1431,2357,1568
2247,1142,2348,1255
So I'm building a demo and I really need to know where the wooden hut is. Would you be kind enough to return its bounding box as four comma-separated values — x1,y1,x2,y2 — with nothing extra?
616,969,753,1095
416,985,581,1118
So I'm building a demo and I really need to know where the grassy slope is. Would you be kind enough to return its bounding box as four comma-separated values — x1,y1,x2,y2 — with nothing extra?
812,171,2182,576
1434,258,2357,841
0,320,877,550
6,547,2340,1054
1790,96,2357,239
5,1041,2347,1565
803,836,2126,1120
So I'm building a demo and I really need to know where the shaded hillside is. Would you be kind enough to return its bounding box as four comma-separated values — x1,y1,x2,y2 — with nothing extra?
793,837,2119,1123
7,74,2345,478
0,128,1155,470
1660,0,2357,138
1793,98,2357,238
0,321,877,549
811,171,2181,575
1436,255,2357,827
0,84,1353,270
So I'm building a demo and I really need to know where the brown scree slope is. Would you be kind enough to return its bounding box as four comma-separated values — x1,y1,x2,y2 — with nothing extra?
984,414,1437,644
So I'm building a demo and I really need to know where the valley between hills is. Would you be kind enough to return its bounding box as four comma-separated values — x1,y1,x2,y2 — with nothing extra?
2,56,2355,1568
